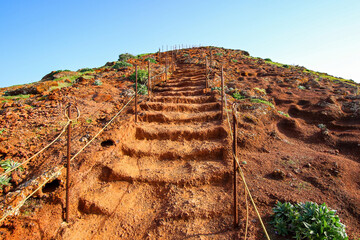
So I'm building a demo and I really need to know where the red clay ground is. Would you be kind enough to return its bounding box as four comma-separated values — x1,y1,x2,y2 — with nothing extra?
0,47,359,239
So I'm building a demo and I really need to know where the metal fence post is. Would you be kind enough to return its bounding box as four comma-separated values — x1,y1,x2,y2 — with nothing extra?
148,60,151,98
221,66,224,121
65,103,71,223
205,56,208,89
233,104,239,227
135,65,138,123
165,56,168,82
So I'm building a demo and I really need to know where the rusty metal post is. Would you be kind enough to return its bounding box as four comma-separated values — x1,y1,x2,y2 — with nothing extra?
135,65,138,123
233,105,239,227
221,66,224,121
205,56,208,89
158,48,161,64
148,60,151,98
165,56,168,82
65,103,71,223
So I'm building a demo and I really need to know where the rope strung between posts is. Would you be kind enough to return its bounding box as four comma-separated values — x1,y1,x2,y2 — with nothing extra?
0,95,134,224
0,120,71,179
226,103,271,240
0,56,175,224
207,57,270,239
0,59,166,223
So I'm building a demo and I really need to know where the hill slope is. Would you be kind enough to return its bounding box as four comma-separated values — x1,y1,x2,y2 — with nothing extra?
0,47,359,239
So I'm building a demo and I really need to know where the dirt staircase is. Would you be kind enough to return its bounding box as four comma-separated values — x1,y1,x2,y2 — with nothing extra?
64,64,235,239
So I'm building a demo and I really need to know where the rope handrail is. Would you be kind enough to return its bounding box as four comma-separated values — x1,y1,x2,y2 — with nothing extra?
225,101,271,240
206,53,270,238
0,120,71,179
0,65,159,223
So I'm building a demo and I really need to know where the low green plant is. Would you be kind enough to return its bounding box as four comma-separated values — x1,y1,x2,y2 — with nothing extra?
298,85,306,90
215,52,223,56
250,98,274,108
233,92,245,100
133,84,148,95
0,175,11,190
253,87,266,95
113,61,133,69
129,69,148,84
271,201,348,239
145,57,157,64
86,118,93,124
211,87,222,91
278,111,290,117
0,128,5,135
93,80,102,86
282,64,289,68
231,59,238,63
0,159,23,173
3,94,31,100
79,68,94,73
183,53,189,57
264,58,272,62
118,53,135,61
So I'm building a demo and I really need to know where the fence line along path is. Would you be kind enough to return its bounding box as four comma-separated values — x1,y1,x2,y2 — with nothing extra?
62,62,236,239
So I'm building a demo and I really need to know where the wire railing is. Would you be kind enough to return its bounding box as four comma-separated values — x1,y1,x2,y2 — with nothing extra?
203,50,271,239
0,53,177,225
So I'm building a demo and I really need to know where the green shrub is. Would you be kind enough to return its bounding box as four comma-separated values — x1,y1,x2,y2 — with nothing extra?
250,98,274,108
231,59,238,63
0,128,5,135
0,159,23,173
93,80,102,86
118,53,135,61
278,111,290,117
282,64,289,68
79,68,94,73
215,52,223,56
264,58,272,62
253,87,267,95
298,85,306,90
233,92,245,100
113,61,133,69
145,57,157,64
0,175,11,190
133,83,148,95
211,87,222,92
129,69,148,84
271,201,348,239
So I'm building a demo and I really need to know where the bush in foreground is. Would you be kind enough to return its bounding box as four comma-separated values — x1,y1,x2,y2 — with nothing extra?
271,201,348,240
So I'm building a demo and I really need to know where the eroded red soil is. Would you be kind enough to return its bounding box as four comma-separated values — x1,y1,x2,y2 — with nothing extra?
0,47,359,239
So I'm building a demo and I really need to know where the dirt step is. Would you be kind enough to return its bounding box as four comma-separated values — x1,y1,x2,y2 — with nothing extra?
155,89,204,97
160,79,205,88
150,95,216,104
138,111,221,123
100,157,231,186
140,102,220,112
78,182,162,217
136,123,227,141
147,216,234,239
122,139,225,160
153,85,204,93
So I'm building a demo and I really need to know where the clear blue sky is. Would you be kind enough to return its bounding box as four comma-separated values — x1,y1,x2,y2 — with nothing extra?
1,0,359,88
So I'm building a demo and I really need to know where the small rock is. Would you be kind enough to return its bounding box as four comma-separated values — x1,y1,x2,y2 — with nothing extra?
304,163,311,168
272,169,286,180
